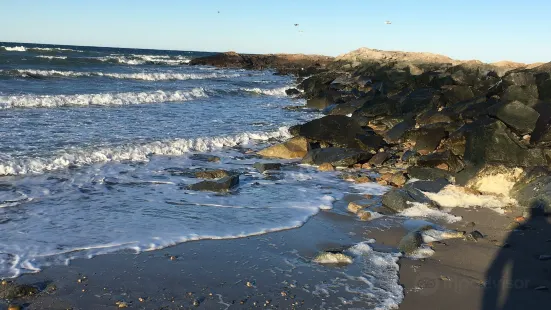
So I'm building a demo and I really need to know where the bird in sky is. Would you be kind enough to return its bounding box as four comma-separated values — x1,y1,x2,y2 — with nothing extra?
385,21,392,24
294,24,299,26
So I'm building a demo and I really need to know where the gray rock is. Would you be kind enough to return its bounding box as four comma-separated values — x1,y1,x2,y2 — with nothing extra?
398,231,424,254
253,162,282,173
488,101,540,135
0,282,38,299
367,152,390,166
502,85,539,107
465,230,484,242
404,179,450,193
381,187,434,212
416,150,465,173
187,175,239,192
301,148,372,167
407,166,455,182
195,169,230,179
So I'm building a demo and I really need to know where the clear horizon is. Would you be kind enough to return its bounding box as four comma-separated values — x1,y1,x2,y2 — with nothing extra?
1,0,550,63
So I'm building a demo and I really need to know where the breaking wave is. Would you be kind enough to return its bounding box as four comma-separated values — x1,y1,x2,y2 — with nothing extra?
0,69,240,81
1,46,83,53
241,86,289,96
0,127,291,176
0,88,207,109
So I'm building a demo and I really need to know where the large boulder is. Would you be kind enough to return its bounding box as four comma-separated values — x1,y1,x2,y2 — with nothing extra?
395,88,440,115
488,101,540,135
187,175,240,192
511,168,551,214
381,187,435,212
407,166,455,182
257,137,310,159
416,150,465,173
501,85,539,107
464,119,547,167
383,118,416,143
195,169,231,179
301,148,372,167
296,115,384,151
441,85,477,106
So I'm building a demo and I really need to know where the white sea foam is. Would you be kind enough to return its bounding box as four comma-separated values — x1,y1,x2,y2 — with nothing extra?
422,185,515,214
0,88,207,109
399,202,462,223
241,86,289,96
35,55,68,60
0,127,291,176
2,46,27,52
100,54,191,65
2,69,240,81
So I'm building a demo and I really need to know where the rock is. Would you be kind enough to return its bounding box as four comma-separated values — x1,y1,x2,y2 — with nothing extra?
502,85,539,107
381,187,434,212
8,305,21,310
318,162,336,171
116,301,129,308
488,101,540,135
396,88,440,114
285,88,301,96
390,172,407,187
464,119,547,167
347,199,372,214
189,154,221,162
357,210,372,221
406,166,455,182
398,231,424,254
0,282,38,299
313,252,353,265
383,118,416,143
464,230,484,241
187,175,239,192
194,169,230,179
410,127,447,155
306,96,332,109
416,150,465,173
326,98,367,116
257,137,310,159
441,85,477,106
404,179,450,193
367,152,390,166
253,162,282,173
511,170,551,214
302,148,372,167
297,115,384,151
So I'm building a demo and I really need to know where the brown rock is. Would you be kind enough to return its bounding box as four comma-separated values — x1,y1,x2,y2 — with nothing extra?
347,199,373,214
357,210,372,221
353,163,362,169
8,305,21,310
436,163,449,170
195,169,230,179
380,173,393,182
354,176,372,184
377,180,389,186
368,152,390,166
258,137,310,159
318,163,335,171
390,172,407,187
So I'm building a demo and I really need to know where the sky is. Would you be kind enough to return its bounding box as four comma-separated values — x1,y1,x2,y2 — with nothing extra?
1,0,550,63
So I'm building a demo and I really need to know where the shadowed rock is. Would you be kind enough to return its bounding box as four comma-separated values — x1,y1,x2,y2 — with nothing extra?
302,148,372,167
188,175,240,192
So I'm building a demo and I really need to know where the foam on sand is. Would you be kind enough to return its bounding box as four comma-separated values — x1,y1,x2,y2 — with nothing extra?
0,88,207,109
399,202,463,223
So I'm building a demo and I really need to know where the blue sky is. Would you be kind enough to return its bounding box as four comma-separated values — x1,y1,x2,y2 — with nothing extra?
1,0,550,63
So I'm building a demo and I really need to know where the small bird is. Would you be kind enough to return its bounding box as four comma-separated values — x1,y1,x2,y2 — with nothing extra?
385,21,392,24
294,24,299,26
217,11,220,13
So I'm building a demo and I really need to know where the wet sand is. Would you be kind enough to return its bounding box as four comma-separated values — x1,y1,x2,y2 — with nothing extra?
3,199,551,309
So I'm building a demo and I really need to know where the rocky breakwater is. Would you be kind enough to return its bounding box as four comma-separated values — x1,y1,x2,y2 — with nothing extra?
189,51,334,76
189,47,551,216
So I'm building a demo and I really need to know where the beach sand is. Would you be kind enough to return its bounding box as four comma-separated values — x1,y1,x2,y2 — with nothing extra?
3,200,550,309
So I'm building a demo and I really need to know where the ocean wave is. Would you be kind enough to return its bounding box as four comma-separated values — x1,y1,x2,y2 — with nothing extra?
0,88,207,109
100,54,191,65
241,86,289,96
1,69,240,81
0,127,291,176
1,46,27,52
35,55,68,60
0,46,83,53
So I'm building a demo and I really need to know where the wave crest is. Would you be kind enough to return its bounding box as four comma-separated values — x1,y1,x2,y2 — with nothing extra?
0,88,207,109
0,127,291,176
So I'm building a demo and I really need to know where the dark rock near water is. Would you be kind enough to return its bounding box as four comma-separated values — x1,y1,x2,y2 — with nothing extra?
0,282,38,299
416,150,465,173
285,88,301,96
189,154,221,163
464,119,547,167
296,115,384,151
187,175,240,192
488,100,540,135
384,118,416,143
381,186,436,212
302,148,372,167
195,169,230,179
253,162,282,173
367,152,390,166
407,166,455,182
404,179,449,193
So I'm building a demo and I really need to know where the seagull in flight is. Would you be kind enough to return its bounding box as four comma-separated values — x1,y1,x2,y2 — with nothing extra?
385,21,392,24
294,24,299,26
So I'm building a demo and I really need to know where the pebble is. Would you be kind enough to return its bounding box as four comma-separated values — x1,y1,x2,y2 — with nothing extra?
193,299,201,306
357,210,372,221
116,301,129,308
8,305,21,310
318,163,335,172
465,230,484,242
138,297,145,302
246,281,253,288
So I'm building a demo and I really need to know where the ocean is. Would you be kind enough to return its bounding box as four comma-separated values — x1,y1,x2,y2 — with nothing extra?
0,42,406,308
